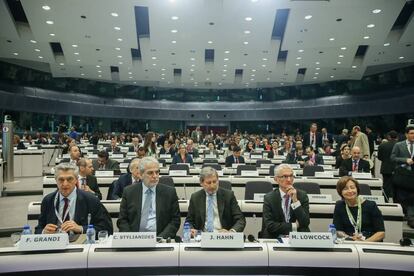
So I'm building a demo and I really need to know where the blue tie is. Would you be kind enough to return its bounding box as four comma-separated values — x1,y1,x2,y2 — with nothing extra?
206,195,214,232
140,189,153,232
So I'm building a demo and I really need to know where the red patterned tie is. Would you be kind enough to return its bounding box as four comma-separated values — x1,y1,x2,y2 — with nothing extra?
62,198,70,222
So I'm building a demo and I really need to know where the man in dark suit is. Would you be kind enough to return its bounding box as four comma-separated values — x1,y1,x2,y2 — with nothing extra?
186,167,245,235
106,137,121,153
303,123,322,150
117,157,180,238
262,164,310,238
321,128,333,145
391,126,414,228
339,146,370,176
113,158,141,199
377,130,398,201
335,129,350,152
225,146,245,167
128,137,140,152
303,146,324,166
77,158,102,200
92,150,120,171
61,145,81,165
35,163,113,235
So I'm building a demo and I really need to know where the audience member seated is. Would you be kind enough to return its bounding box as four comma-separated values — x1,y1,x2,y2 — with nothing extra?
92,150,120,171
262,164,310,238
225,146,245,167
113,158,141,200
186,139,199,158
333,176,385,242
62,145,82,165
339,146,370,176
159,139,176,157
77,158,102,200
303,146,324,166
106,137,121,153
172,144,194,166
280,140,292,156
254,137,263,150
14,134,26,150
128,137,140,152
262,138,272,151
204,141,219,157
35,163,113,236
323,144,333,155
137,146,147,158
267,140,282,159
117,157,180,238
335,144,351,169
245,141,254,153
186,167,246,235
285,148,304,165
61,138,76,154
143,132,158,157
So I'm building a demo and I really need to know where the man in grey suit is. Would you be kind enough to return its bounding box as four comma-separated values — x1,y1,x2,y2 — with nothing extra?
186,167,245,236
117,157,180,238
262,164,310,238
391,126,414,228
92,150,120,171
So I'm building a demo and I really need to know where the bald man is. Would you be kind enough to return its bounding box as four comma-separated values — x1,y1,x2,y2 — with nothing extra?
339,146,371,176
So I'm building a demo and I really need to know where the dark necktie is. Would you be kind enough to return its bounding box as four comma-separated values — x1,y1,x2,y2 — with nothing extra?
283,194,290,222
311,134,315,146
62,198,70,222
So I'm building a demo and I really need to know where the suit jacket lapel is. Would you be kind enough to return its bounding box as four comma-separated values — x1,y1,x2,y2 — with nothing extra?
199,191,206,228
155,185,162,231
273,190,286,222
217,189,225,223
135,184,143,231
74,189,83,222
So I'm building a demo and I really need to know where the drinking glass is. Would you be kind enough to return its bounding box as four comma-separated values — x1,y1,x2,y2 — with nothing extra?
98,230,108,243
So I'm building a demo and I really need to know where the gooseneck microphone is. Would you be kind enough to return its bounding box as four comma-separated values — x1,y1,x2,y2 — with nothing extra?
247,234,259,243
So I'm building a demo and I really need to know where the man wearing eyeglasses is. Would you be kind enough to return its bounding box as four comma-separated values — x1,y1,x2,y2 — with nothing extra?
117,157,180,239
262,164,310,238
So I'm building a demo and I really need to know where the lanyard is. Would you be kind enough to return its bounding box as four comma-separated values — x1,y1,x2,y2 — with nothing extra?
345,197,362,234
54,193,72,225
282,195,291,223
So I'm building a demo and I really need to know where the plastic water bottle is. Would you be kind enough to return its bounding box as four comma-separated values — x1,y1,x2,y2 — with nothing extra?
21,224,32,235
328,224,337,244
183,221,191,243
86,224,96,244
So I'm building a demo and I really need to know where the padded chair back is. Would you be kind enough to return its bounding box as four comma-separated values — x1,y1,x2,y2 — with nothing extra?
158,159,167,167
203,158,219,164
244,181,273,200
256,159,272,168
219,180,232,191
159,176,175,188
359,183,372,195
302,165,324,176
106,180,118,200
236,165,257,176
293,182,321,194
169,164,190,174
269,165,276,176
201,164,222,171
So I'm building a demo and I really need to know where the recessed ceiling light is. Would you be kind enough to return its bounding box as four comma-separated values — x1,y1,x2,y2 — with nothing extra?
244,30,251,34
207,41,213,44
316,67,320,70
161,68,166,71
296,57,302,60
190,58,195,61
42,5,51,10
399,56,404,59
245,17,252,21
266,77,270,80
117,55,122,58
252,69,256,72
384,43,390,46
261,64,266,67
59,63,64,66
76,59,80,62
337,61,341,64
96,65,100,68
72,44,78,47
222,74,227,77
340,47,347,50
129,76,133,79
81,73,85,76
262,58,268,61
218,83,222,85
372,9,381,14
74,52,79,55
363,36,370,39
251,0,258,3
117,38,123,41
352,65,357,68
13,52,18,55
191,64,195,67
114,27,121,31
330,75,334,78
190,78,194,81
251,74,255,77
223,69,227,72
280,82,284,85
329,37,335,41
161,73,165,76
339,55,344,58
367,24,375,28
243,64,247,66
99,75,102,78
49,33,55,36
304,15,312,20
171,40,176,44
295,63,300,66
171,29,178,33
224,50,230,54
161,77,165,80
298,49,304,53
315,61,320,64
171,16,179,20
115,47,121,51
38,56,43,59
30,40,37,43
111,12,119,17
46,20,54,24
152,63,157,66
313,76,317,79
119,61,123,64
152,57,157,60
243,41,249,45
98,70,102,73
34,49,40,52
250,78,254,81
206,78,210,81
314,72,319,75
224,58,229,61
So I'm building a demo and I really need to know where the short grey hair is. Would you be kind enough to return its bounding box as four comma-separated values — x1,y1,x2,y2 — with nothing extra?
274,163,293,177
199,166,218,183
138,156,159,174
129,158,141,172
54,163,79,179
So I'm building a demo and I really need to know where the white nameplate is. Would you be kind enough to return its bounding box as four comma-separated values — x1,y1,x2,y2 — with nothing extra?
360,195,385,204
169,170,187,176
321,165,333,170
217,170,224,176
241,170,259,177
120,163,129,169
289,232,334,248
289,164,301,169
255,148,264,152
160,154,171,159
95,170,114,177
120,147,129,153
250,154,262,159
126,152,137,156
352,172,372,179
18,234,69,251
85,146,94,150
27,146,38,150
308,194,333,203
177,163,190,167
62,154,70,158
261,163,272,169
253,193,266,202
201,232,244,248
243,152,250,157
322,156,335,160
232,163,242,168
315,171,334,178
112,232,156,248
111,154,124,158
88,154,98,159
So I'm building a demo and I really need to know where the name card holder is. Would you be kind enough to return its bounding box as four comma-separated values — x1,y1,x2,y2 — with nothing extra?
241,170,259,177
308,194,333,203
217,170,224,176
169,170,187,176
160,154,171,159
261,163,272,169
314,171,334,178
289,232,334,248
351,172,372,179
27,146,38,150
18,234,69,251
62,154,70,159
120,147,129,153
289,164,301,169
201,232,244,248
112,232,156,248
360,195,385,204
95,170,114,177
120,163,129,169
243,152,250,157
126,152,137,156
177,163,190,167
111,154,124,159
250,154,263,160
321,165,333,170
253,193,266,202
85,146,94,150
322,156,335,160
232,163,242,169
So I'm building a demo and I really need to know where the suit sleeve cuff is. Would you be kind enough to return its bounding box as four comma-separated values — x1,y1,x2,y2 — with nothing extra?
291,200,301,210
291,222,298,232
